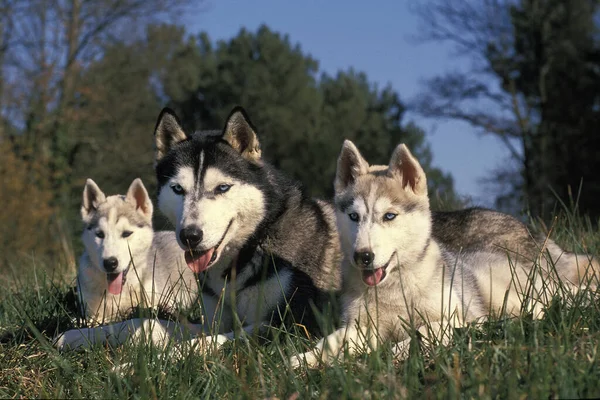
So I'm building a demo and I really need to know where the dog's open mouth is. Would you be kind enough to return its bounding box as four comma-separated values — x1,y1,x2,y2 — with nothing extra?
361,253,395,286
184,220,233,274
106,263,131,295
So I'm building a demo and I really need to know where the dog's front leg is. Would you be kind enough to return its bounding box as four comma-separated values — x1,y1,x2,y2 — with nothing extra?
392,320,456,361
185,321,264,352
53,319,147,351
290,324,370,368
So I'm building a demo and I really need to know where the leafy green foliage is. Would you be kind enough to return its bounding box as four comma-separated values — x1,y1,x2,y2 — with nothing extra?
0,140,62,267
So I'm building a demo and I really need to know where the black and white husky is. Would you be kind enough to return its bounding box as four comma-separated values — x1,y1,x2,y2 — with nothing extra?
153,107,342,337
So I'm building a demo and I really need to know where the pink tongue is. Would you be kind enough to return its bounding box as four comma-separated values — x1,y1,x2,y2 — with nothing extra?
363,268,384,286
107,272,124,295
185,248,216,273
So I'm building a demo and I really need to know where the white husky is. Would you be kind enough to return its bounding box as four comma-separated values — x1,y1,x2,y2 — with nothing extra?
291,140,598,367
74,178,198,324
54,178,201,351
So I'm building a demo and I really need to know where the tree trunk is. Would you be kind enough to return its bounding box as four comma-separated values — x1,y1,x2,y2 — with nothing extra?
50,0,81,203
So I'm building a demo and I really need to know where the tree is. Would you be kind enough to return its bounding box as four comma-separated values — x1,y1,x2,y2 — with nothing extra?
0,2,204,267
412,0,600,220
0,139,58,268
1,0,202,205
65,24,205,230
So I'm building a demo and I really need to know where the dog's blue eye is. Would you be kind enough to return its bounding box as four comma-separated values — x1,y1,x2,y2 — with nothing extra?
96,230,105,239
384,213,397,221
171,184,184,195
348,212,359,222
215,184,232,194
122,231,133,238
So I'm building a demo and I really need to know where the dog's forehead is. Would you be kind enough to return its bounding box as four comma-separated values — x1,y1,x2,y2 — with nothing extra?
338,193,395,215
170,164,240,190
96,214,131,229
353,193,394,213
172,166,196,189
203,167,237,186
156,132,221,180
336,174,424,213
92,196,149,228
157,136,243,181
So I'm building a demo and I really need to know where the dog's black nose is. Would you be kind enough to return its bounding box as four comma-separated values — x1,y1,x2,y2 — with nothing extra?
103,257,119,272
354,250,374,267
179,226,203,249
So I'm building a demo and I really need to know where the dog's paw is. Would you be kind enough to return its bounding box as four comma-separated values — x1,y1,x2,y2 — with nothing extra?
53,328,94,351
200,333,230,350
289,354,303,369
110,362,133,376
392,338,411,361
187,333,230,353
212,333,231,348
289,350,321,369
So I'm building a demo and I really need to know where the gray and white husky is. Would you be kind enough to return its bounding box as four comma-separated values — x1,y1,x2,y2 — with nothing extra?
54,178,198,350
291,140,598,367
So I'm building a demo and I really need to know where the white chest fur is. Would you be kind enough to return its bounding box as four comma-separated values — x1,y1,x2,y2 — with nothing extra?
200,249,293,331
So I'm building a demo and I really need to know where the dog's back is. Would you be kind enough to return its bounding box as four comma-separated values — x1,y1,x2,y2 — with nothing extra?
432,208,540,256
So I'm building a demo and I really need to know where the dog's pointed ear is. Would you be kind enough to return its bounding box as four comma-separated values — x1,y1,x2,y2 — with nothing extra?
388,144,428,196
222,106,262,163
125,178,153,221
82,179,106,222
335,140,369,193
154,108,187,165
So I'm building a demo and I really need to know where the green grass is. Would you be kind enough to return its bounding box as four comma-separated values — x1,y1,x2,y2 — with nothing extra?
1,216,600,399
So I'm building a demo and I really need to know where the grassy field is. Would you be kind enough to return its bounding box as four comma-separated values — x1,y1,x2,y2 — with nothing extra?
1,213,600,399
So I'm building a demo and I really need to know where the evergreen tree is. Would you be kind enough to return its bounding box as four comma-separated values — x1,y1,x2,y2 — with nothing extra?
414,0,600,220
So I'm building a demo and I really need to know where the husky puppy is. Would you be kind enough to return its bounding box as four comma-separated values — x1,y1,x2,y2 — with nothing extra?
291,140,597,367
77,178,198,324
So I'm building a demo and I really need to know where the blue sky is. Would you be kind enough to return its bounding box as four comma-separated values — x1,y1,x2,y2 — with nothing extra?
189,0,512,204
